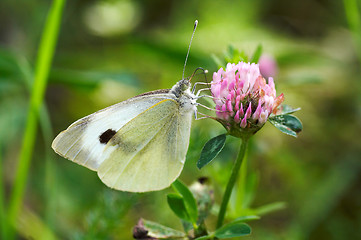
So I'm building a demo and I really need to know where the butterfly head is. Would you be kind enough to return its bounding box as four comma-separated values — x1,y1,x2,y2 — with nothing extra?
171,79,191,98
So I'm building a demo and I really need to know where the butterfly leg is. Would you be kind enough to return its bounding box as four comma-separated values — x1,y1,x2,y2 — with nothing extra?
193,94,223,102
195,102,219,111
194,111,214,120
194,94,211,100
195,88,211,97
192,82,212,94
194,102,231,120
196,103,231,114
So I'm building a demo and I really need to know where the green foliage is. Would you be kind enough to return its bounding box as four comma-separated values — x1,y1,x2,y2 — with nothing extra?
73,190,134,239
212,45,264,69
225,46,250,64
0,146,6,240
172,180,198,224
197,134,227,169
158,178,257,239
343,0,361,59
134,219,186,239
1,0,361,239
268,114,303,137
214,221,251,239
279,104,301,115
167,194,191,223
7,0,66,238
234,215,260,222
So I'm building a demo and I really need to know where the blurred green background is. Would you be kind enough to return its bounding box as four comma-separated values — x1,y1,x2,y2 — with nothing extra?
1,0,361,239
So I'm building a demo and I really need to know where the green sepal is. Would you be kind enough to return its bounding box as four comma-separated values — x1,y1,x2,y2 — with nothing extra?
225,45,248,64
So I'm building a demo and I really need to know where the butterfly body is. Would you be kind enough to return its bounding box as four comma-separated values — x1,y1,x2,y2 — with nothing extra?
52,79,197,192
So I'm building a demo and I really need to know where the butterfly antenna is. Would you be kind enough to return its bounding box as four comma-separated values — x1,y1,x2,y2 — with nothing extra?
189,67,208,81
182,20,198,80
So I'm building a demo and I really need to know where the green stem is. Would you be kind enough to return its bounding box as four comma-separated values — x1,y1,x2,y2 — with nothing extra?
7,0,65,237
216,138,249,229
238,148,248,210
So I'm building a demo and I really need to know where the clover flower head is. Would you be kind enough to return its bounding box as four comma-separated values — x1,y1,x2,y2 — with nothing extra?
211,62,284,138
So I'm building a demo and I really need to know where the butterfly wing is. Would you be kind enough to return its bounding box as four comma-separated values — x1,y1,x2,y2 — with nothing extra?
98,99,192,192
52,92,172,170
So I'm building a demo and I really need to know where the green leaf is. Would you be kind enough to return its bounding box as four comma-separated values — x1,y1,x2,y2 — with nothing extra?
172,180,198,224
197,134,227,169
139,219,186,239
253,202,287,216
268,115,303,137
214,222,251,239
181,221,194,233
194,236,212,240
250,44,263,63
279,104,301,115
234,215,260,222
167,194,190,222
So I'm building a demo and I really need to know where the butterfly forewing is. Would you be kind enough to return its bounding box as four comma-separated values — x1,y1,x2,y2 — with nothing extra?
52,93,174,170
98,99,192,192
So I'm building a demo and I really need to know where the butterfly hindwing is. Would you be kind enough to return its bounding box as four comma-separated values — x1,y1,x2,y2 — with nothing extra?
98,99,192,192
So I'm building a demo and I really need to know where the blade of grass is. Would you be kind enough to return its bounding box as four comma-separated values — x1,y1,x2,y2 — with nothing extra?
39,105,56,230
0,143,8,239
17,45,56,232
343,0,361,61
7,0,66,237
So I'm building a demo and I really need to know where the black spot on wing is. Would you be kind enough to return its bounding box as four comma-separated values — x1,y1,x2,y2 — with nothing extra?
198,177,209,185
99,129,117,144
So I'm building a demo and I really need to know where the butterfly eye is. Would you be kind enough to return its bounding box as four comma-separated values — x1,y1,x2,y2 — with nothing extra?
181,83,188,91
179,80,190,91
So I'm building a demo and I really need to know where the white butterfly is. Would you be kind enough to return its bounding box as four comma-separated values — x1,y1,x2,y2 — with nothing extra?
52,79,202,192
52,21,211,192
